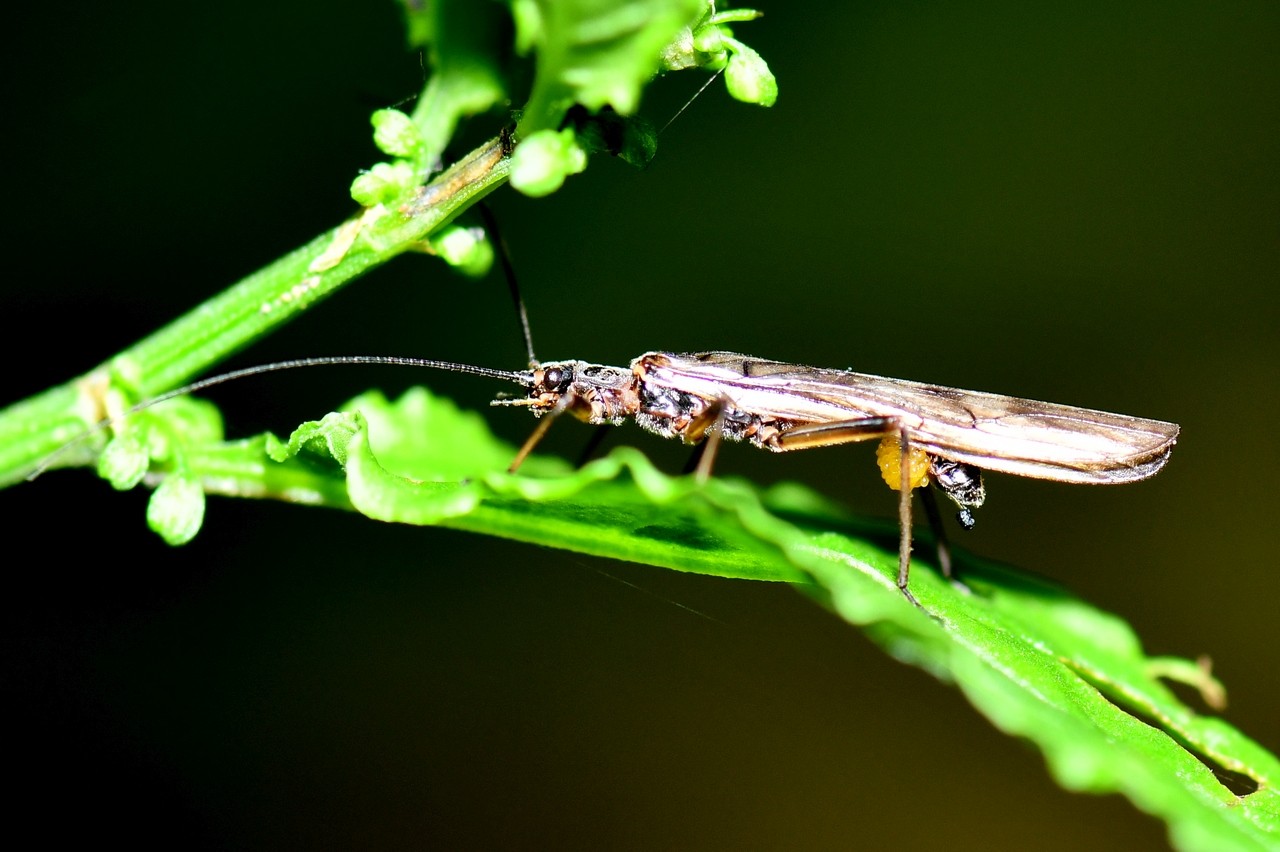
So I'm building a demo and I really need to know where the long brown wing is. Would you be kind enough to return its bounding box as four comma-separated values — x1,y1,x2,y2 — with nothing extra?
638,352,1179,484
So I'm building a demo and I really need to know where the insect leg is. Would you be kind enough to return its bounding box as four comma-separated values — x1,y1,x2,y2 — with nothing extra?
683,396,730,484
507,390,577,473
895,426,922,608
680,441,708,476
769,416,897,450
574,424,613,468
770,417,927,607
919,482,953,579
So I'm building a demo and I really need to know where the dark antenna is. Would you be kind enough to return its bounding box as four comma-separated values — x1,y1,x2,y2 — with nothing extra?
26,356,527,482
134,356,524,400
478,203,538,367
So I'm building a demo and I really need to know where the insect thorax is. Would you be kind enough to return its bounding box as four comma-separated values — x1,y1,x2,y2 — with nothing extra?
564,362,639,424
634,377,788,447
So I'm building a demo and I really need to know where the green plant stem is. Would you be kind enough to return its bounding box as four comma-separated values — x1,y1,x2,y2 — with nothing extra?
181,437,355,508
0,133,513,488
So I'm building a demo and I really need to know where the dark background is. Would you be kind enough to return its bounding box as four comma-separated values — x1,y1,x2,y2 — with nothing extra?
3,2,1276,849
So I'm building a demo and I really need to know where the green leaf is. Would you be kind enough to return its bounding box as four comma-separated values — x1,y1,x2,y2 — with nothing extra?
516,0,706,136
231,385,1280,850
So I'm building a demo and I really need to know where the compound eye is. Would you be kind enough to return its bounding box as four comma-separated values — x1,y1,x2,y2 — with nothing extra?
542,367,566,390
